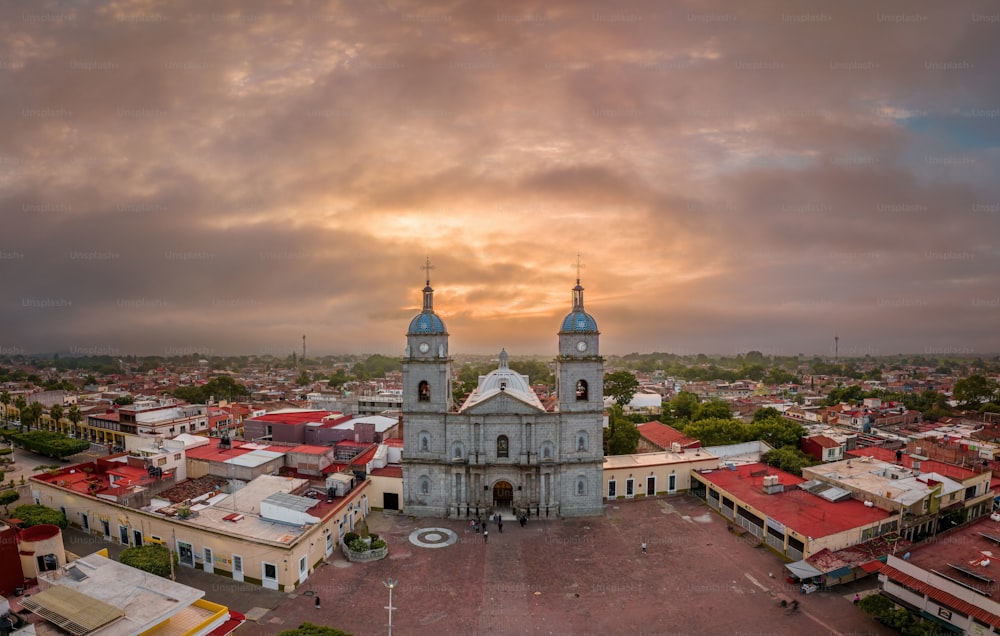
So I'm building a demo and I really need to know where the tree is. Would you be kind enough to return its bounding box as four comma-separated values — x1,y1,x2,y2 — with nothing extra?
668,391,700,422
954,374,998,409
746,417,805,449
604,406,640,455
21,402,43,432
508,359,554,386
761,447,817,476
0,391,10,421
49,403,63,431
0,489,19,514
113,395,135,406
67,405,83,436
327,368,349,389
681,417,746,447
13,396,26,426
10,503,68,528
276,623,353,636
694,400,732,421
604,371,639,408
120,544,175,578
10,430,90,459
295,370,312,387
752,407,781,423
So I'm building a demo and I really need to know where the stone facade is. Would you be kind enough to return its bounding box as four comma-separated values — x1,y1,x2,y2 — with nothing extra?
401,272,605,518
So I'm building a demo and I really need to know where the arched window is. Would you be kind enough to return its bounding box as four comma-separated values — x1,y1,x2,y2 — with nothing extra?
576,431,588,452
576,476,587,496
418,431,430,452
497,435,509,458
575,379,589,401
418,476,430,495
418,380,430,402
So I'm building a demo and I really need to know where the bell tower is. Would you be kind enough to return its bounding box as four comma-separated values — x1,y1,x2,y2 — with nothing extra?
402,258,452,414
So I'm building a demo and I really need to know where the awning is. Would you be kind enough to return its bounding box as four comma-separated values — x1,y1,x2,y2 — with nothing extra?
785,559,824,579
826,566,854,579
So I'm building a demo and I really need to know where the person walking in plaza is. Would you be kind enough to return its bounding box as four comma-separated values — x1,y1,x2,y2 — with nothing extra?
853,593,860,605
484,529,489,543
641,539,647,555
498,520,503,533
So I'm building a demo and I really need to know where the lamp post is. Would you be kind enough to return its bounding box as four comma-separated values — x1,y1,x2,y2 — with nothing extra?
384,577,397,636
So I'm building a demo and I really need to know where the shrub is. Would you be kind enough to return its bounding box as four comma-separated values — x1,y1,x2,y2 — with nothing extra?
347,538,368,552
343,531,359,545
370,539,387,549
120,544,175,578
10,504,68,529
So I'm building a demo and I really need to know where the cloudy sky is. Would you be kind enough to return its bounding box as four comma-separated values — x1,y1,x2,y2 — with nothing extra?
2,0,999,359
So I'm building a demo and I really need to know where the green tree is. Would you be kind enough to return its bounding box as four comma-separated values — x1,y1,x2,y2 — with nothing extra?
276,623,353,636
295,369,312,387
764,368,798,385
49,403,63,430
0,391,10,421
746,417,805,449
21,402,43,432
954,374,998,409
0,489,19,514
694,399,732,421
761,447,817,476
10,430,90,459
13,396,26,426
604,406,640,455
681,417,746,446
327,369,350,389
67,405,83,436
604,371,639,408
752,407,781,423
11,503,68,528
120,544,175,578
113,395,135,406
668,391,700,422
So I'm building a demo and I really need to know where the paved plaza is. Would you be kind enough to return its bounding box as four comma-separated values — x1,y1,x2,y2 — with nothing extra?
234,495,891,636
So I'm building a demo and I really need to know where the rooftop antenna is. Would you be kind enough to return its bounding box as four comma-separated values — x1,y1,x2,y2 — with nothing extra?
835,335,839,363
302,334,306,363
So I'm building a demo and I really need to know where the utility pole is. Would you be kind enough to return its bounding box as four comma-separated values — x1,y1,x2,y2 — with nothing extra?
834,335,839,363
302,334,306,363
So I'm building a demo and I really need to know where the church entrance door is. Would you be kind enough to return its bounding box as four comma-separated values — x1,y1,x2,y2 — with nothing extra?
492,481,514,508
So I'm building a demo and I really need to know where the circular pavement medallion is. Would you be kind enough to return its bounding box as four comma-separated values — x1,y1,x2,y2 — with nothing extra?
409,527,459,549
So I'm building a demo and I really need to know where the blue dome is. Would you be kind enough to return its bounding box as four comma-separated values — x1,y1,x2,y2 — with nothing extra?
409,312,446,335
561,311,598,333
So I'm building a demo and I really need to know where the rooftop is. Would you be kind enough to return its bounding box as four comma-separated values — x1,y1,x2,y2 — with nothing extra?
604,449,715,471
698,463,892,540
847,446,983,482
899,516,1000,596
246,409,340,425
32,552,203,636
807,458,964,507
636,421,700,450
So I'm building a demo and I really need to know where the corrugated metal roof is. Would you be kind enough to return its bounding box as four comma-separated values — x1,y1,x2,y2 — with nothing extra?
20,585,125,635
881,564,1000,628
262,491,317,513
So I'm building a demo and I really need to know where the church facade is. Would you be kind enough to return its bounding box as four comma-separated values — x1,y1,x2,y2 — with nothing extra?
401,272,605,518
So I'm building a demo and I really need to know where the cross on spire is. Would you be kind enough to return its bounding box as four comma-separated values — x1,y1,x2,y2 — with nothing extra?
574,253,585,284
422,257,435,286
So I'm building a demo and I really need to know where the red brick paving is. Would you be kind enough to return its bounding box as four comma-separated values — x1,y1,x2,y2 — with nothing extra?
235,495,891,635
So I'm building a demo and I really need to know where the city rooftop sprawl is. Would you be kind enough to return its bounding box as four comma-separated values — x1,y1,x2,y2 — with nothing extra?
1,275,1000,634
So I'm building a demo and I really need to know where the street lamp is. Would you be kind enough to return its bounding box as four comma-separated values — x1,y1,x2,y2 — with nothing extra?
383,577,397,636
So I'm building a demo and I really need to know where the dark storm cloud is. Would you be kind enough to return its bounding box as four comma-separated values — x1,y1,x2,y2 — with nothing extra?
0,0,998,356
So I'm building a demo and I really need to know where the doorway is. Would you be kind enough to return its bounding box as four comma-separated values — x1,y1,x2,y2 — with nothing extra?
646,476,656,496
492,481,514,508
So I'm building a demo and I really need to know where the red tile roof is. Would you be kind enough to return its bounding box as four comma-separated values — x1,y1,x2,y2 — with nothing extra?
636,421,701,449
697,463,892,540
351,445,379,465
881,564,1000,629
807,435,841,449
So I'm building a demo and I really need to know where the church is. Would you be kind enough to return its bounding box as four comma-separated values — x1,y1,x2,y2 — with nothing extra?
401,268,606,518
